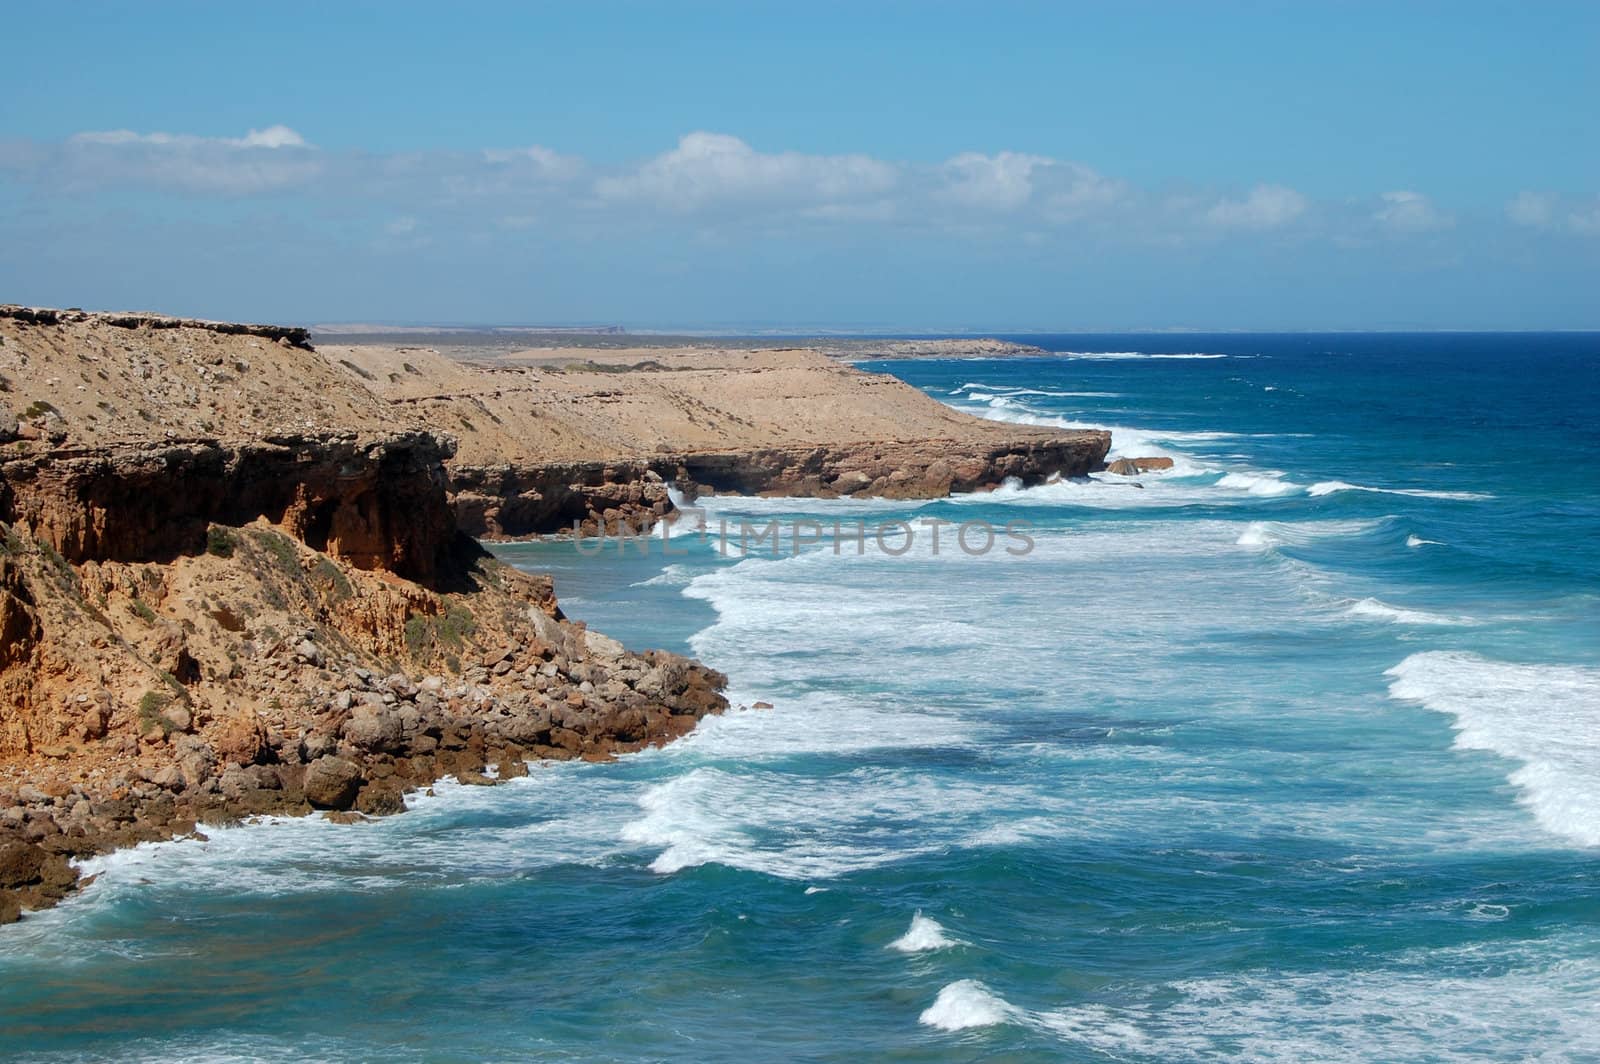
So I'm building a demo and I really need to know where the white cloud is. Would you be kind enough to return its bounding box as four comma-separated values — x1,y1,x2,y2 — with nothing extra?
1569,202,1600,237
1506,190,1600,236
1506,190,1556,228
937,151,1049,210
1206,184,1308,229
594,132,898,212
233,125,310,149
1374,190,1453,232
481,145,583,181
0,126,1499,251
71,124,311,150
55,124,320,194
934,151,1127,226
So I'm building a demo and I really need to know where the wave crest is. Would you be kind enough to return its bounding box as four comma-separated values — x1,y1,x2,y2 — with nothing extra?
1386,651,1600,848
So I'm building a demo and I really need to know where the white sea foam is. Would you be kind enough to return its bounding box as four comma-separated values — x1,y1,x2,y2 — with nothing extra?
1235,519,1386,551
915,942,1600,1060
919,980,1021,1030
1406,535,1442,548
888,912,961,953
1345,598,1475,627
47,768,662,930
631,563,698,588
1387,651,1600,848
1309,480,1492,501
1026,947,1600,1061
620,766,1021,879
952,383,1122,398
1060,351,1228,360
1215,471,1302,496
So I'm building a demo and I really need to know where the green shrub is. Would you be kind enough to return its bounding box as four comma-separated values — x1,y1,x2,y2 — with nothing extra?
404,615,431,654
250,529,299,573
137,691,175,735
206,526,236,558
130,598,157,623
311,556,352,601
404,605,477,657
441,605,476,644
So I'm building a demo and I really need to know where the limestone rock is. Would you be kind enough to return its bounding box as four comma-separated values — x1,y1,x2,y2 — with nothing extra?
211,714,267,766
341,706,403,753
584,629,626,661
0,840,45,888
302,756,363,810
1106,456,1174,475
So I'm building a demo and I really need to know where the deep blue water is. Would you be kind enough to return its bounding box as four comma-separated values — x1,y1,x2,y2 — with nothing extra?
1,334,1597,1061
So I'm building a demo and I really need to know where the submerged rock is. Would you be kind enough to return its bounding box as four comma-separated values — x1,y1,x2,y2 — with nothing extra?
1105,456,1174,475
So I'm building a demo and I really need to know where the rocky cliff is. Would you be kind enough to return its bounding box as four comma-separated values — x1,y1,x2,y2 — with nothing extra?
0,303,1110,925
0,307,728,924
317,341,1110,537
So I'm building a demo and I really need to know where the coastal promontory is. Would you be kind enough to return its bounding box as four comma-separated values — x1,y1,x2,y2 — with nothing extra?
0,305,1107,922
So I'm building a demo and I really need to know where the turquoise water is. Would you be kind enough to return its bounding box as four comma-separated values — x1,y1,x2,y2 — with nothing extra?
2,334,1597,1061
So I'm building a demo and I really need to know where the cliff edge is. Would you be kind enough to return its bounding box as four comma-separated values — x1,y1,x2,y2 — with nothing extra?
0,307,726,923
318,342,1109,537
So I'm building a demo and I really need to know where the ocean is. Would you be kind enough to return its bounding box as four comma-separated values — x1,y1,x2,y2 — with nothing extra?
2,333,1596,1061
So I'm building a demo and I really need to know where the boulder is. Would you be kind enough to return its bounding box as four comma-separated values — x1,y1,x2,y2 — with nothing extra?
0,840,45,887
1105,456,1174,475
211,714,267,766
341,706,403,753
302,756,363,810
354,784,406,816
0,406,18,444
584,630,626,661
217,767,259,800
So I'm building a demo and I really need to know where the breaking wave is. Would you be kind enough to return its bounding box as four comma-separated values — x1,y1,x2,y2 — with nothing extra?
1386,652,1600,848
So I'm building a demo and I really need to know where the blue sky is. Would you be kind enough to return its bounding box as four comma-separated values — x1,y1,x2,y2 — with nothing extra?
1,1,1596,330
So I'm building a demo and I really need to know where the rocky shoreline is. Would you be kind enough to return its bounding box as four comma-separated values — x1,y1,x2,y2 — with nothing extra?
0,305,1108,925
0,525,726,923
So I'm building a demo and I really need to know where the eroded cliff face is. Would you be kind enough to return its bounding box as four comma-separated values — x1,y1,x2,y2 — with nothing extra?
448,436,1109,539
451,460,675,538
0,433,456,579
313,342,1110,538
0,310,730,924
0,507,729,922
